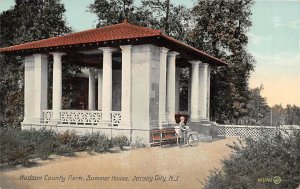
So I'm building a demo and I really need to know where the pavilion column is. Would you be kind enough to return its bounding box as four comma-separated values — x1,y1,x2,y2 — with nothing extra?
88,68,96,110
51,52,65,121
33,54,48,123
167,51,179,124
23,56,35,124
99,47,114,124
207,66,211,119
120,45,132,127
199,63,209,119
188,66,192,115
158,47,169,127
175,67,180,113
190,60,200,122
97,69,103,110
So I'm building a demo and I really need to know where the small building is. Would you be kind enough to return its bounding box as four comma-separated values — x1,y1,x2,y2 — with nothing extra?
0,20,226,144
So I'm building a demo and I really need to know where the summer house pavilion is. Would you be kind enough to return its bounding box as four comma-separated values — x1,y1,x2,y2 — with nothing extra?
0,20,226,143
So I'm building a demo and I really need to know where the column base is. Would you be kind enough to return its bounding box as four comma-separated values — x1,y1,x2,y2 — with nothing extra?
34,118,44,124
167,113,176,124
190,115,199,122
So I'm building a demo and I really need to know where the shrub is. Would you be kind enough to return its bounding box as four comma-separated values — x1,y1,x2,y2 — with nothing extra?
0,128,59,166
57,130,81,150
31,129,59,159
112,135,129,150
204,130,300,189
55,145,75,157
131,137,145,148
93,133,112,153
0,128,33,166
57,130,77,145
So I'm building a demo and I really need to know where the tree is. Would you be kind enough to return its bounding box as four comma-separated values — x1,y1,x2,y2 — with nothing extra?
240,85,269,125
286,105,300,125
140,0,191,40
0,0,71,128
188,0,255,123
89,0,136,27
270,105,286,126
89,0,191,41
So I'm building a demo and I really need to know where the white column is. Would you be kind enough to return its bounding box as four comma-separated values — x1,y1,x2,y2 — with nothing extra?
188,66,192,115
88,68,96,110
51,52,65,121
120,45,132,127
207,66,211,119
190,61,200,122
158,47,169,127
167,51,179,124
175,67,180,113
99,47,114,123
199,63,209,119
97,69,103,110
23,55,35,124
33,54,48,123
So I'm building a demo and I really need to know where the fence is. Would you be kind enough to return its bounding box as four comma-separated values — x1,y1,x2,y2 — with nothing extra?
216,125,299,138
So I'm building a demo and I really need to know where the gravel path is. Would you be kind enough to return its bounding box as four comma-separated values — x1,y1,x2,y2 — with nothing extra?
0,137,238,189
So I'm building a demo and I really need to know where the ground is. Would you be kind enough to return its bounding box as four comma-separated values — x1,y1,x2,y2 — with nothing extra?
0,137,238,189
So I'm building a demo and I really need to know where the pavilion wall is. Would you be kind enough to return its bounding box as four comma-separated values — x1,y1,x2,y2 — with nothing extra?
130,44,160,144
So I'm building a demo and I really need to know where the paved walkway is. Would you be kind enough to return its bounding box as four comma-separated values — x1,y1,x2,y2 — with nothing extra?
0,137,238,189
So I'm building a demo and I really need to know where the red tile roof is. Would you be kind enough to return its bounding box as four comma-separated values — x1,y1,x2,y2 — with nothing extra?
0,21,227,66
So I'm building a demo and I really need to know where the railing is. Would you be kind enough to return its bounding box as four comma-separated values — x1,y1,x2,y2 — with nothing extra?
111,111,121,126
217,125,276,138
43,110,53,123
60,110,102,125
216,125,300,138
42,110,121,126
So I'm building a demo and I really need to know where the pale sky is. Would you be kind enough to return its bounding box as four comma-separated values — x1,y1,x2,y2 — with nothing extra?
0,0,299,106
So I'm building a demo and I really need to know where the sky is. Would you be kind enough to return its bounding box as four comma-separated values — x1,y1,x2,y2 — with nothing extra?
0,0,299,107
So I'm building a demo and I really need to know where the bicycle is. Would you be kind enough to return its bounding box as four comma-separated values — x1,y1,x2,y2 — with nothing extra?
175,126,199,147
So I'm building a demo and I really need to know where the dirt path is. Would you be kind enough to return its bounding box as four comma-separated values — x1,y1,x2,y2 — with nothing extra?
0,137,237,189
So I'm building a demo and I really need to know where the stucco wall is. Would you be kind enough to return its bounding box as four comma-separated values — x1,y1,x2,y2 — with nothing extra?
149,45,160,129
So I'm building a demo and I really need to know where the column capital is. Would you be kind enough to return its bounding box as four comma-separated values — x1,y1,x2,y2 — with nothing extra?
96,68,103,74
199,62,209,68
99,47,116,53
189,60,202,66
160,47,169,54
50,52,66,58
120,45,132,52
168,51,179,58
88,67,96,73
33,53,48,59
24,56,34,68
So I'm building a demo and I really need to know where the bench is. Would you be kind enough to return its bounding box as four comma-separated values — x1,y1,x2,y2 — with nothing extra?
150,128,177,146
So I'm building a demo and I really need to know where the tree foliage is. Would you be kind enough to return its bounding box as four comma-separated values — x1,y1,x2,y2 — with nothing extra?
89,0,191,40
239,85,270,125
0,0,71,128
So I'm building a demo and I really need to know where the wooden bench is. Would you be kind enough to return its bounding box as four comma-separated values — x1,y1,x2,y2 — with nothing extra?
151,128,177,146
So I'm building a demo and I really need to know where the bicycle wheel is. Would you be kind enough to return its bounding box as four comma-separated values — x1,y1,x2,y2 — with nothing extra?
188,133,199,147
177,135,184,148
